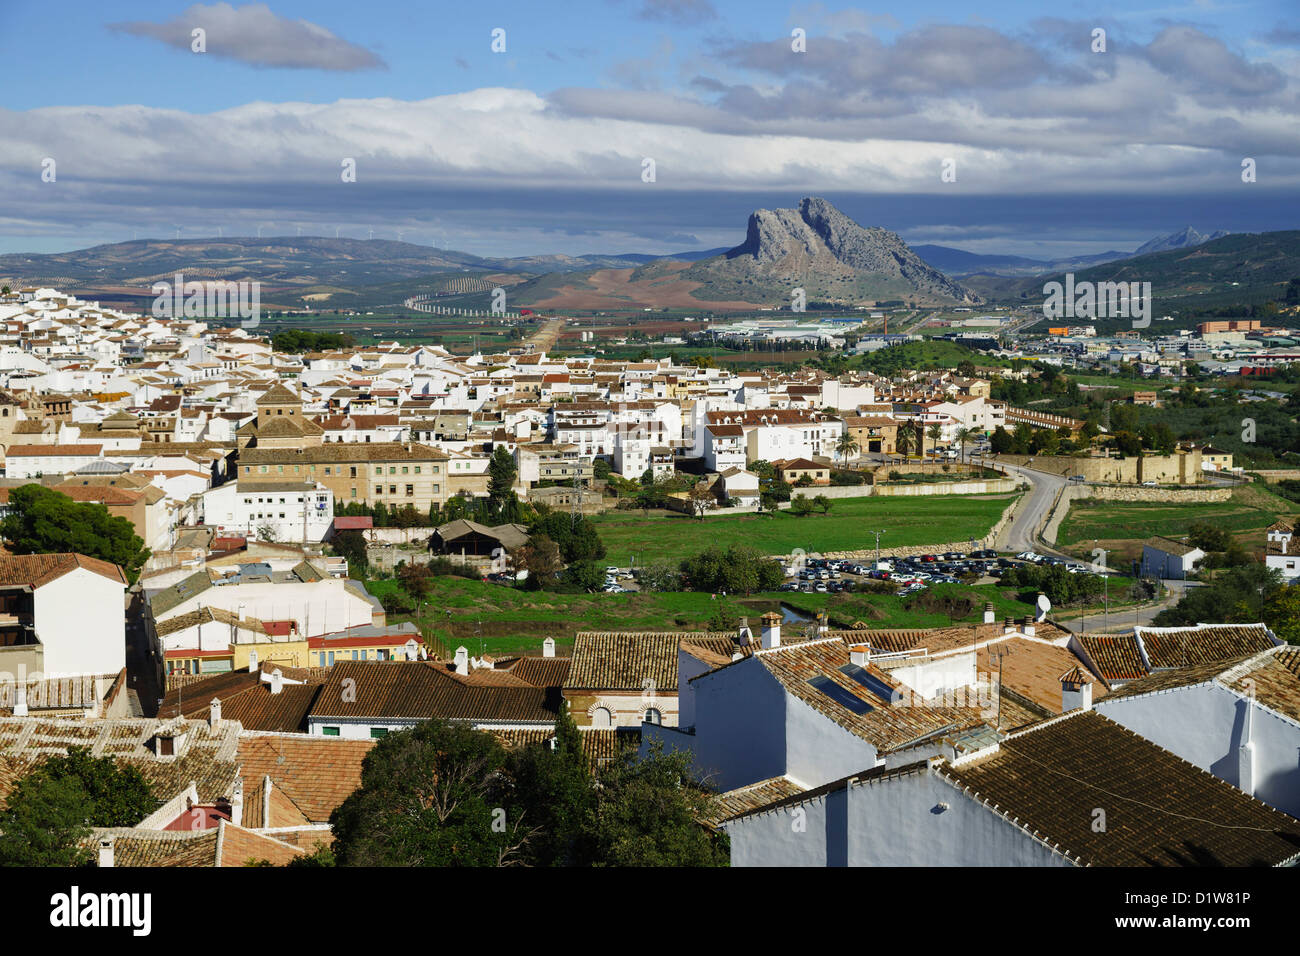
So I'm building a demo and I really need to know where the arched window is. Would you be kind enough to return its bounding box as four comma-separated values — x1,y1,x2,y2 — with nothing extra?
591,706,613,728
643,708,662,726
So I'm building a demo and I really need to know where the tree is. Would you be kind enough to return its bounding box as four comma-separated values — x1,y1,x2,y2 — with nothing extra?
926,423,943,456
397,561,433,601
330,720,531,866
636,562,681,592
687,482,714,520
954,426,972,463
586,743,729,867
487,446,517,504
895,426,914,458
0,484,149,584
989,426,1013,455
789,494,815,517
529,512,606,562
512,534,564,590
681,545,782,594
503,709,595,866
592,459,611,481
812,494,831,515
835,433,859,464
0,748,155,866
334,530,369,572
563,559,606,592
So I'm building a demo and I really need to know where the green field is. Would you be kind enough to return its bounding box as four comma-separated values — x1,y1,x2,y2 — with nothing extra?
589,494,1016,566
370,575,1073,656
1057,490,1290,548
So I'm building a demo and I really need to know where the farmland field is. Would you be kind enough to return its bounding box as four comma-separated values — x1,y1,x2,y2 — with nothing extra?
590,494,1016,566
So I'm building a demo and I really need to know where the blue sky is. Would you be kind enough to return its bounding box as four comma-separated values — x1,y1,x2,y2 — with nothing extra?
1,0,1297,259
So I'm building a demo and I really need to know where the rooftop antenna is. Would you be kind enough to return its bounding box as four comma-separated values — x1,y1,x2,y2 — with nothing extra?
987,642,1014,732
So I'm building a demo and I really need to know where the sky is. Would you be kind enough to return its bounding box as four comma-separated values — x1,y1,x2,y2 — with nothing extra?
1,0,1297,260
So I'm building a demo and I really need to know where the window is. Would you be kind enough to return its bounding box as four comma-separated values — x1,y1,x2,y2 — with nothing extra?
389,485,397,495
591,707,613,728
414,466,421,474
322,726,340,737
375,485,383,496
401,466,409,475
807,675,873,714
644,708,662,725
405,484,414,496
350,466,357,478
838,664,900,705
370,728,388,739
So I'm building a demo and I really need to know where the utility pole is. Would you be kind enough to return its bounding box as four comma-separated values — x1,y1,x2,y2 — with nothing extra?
869,529,885,568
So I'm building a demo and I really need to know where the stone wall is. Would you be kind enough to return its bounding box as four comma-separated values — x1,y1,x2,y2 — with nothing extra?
996,451,1204,484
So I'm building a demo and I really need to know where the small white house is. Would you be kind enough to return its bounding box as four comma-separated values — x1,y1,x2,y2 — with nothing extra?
1141,536,1204,580
202,480,333,543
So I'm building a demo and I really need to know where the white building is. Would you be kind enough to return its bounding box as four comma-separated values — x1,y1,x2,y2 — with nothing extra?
202,480,333,543
0,553,128,679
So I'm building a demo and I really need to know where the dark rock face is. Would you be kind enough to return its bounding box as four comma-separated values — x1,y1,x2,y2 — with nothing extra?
718,196,978,304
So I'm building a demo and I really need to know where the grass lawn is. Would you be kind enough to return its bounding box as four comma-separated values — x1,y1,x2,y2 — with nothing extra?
362,571,1130,657
1058,486,1293,550
590,493,1016,566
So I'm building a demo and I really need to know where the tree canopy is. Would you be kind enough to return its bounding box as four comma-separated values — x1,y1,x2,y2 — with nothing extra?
327,713,728,867
0,747,155,866
0,484,149,584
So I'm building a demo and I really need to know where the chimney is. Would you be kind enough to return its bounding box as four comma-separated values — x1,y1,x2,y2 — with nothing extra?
737,616,751,645
269,668,283,695
98,837,115,868
454,646,470,674
850,645,870,667
1238,699,1256,796
983,602,995,625
817,612,829,637
760,611,782,650
230,777,244,827
1060,667,1094,713
542,637,556,658
1024,619,1035,637
209,697,222,727
13,682,26,718
1004,616,1015,635
247,648,259,673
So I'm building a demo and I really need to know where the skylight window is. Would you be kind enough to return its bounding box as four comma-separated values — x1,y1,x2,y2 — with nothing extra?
839,664,902,705
807,675,873,715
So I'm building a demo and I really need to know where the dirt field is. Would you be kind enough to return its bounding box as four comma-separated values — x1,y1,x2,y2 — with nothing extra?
528,264,766,311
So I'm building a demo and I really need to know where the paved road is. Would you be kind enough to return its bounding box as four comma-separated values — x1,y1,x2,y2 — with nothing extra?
1055,580,1196,635
993,460,1068,555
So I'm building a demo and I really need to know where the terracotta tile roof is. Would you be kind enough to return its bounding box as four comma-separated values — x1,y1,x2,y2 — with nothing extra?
941,711,1300,866
1136,623,1277,669
975,639,1107,715
310,660,559,723
705,775,807,828
235,735,374,824
1077,634,1147,682
757,638,984,752
0,552,127,587
1225,646,1300,723
566,631,720,692
500,656,572,688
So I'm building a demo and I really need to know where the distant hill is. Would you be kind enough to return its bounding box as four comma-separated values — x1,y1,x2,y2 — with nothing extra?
0,236,735,289
512,197,979,310
1133,226,1229,257
979,230,1300,316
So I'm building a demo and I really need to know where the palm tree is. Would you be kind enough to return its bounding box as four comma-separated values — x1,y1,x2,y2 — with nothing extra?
955,426,972,463
913,421,926,459
835,433,859,465
895,426,913,459
927,424,943,459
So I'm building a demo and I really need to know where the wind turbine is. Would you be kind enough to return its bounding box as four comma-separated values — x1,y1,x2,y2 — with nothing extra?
368,228,374,240
174,224,182,239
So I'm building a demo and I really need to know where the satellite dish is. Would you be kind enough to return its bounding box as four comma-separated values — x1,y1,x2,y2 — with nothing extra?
1035,593,1052,622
